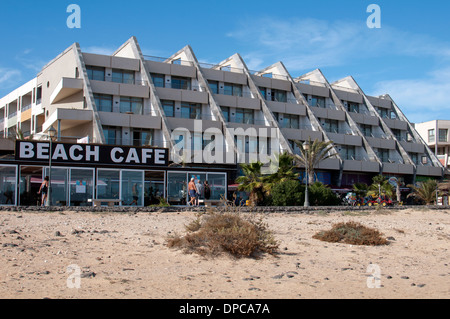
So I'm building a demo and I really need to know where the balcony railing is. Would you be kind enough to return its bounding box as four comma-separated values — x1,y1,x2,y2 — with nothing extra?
296,79,327,87
8,112,17,119
21,104,32,112
325,128,355,135
145,55,194,67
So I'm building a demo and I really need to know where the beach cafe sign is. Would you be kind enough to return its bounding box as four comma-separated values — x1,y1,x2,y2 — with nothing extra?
15,141,169,166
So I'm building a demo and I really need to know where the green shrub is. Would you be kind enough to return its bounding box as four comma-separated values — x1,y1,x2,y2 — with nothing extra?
270,181,340,206
271,180,304,206
308,182,341,206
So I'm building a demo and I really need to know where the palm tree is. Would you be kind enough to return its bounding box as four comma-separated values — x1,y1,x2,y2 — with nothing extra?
438,179,450,196
353,183,369,198
407,179,438,205
263,152,299,195
236,162,266,206
294,138,336,184
368,175,394,198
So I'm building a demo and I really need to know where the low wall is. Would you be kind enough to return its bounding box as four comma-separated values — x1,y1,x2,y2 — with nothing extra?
0,205,448,214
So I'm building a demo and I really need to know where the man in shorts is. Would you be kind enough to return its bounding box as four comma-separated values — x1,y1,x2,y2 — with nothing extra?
188,178,197,206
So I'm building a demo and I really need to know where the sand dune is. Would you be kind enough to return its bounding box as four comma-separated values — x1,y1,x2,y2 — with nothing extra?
0,208,448,299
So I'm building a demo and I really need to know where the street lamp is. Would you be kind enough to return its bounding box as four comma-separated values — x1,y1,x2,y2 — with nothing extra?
47,125,57,207
303,140,310,207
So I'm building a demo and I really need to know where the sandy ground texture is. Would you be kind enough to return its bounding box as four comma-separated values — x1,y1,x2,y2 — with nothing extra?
0,208,448,299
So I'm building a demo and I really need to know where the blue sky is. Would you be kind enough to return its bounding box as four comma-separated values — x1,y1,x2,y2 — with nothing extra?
1,0,449,123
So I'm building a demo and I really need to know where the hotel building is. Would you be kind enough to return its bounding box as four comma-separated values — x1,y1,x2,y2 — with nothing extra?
0,37,445,206
415,120,450,170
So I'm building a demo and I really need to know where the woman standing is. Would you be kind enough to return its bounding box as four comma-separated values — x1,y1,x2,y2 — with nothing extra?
204,180,211,200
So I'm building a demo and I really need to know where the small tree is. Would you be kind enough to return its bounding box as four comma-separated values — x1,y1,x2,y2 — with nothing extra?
407,179,438,205
236,162,266,206
353,183,369,198
263,152,299,196
294,138,336,184
368,175,394,198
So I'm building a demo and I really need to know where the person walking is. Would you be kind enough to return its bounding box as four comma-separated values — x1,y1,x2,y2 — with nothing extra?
130,183,139,205
188,178,197,206
38,176,49,206
195,178,203,206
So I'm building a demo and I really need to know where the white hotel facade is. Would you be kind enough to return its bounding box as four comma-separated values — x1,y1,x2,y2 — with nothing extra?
0,37,445,206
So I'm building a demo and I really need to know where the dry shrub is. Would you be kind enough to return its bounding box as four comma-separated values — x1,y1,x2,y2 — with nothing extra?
167,212,279,258
313,221,388,246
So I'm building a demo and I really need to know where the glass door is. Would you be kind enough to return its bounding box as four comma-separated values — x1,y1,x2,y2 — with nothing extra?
0,165,18,206
19,166,43,206
167,172,188,205
69,168,94,206
121,170,144,206
45,167,68,206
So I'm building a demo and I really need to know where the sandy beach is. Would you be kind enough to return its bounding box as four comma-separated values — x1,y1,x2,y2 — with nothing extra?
0,208,448,299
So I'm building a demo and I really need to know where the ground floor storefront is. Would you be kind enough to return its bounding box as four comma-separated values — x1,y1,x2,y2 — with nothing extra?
0,164,228,207
0,141,229,207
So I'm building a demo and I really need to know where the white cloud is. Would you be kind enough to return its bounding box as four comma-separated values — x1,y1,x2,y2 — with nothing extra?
227,16,450,122
227,17,450,72
15,49,47,73
372,67,450,123
0,68,21,87
83,46,116,56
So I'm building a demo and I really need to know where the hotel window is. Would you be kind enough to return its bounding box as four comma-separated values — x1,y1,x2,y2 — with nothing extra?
112,69,135,84
421,156,428,165
281,114,299,129
161,100,174,117
181,102,201,119
360,124,372,137
172,58,181,65
235,108,254,124
132,128,153,146
377,149,389,163
392,129,402,140
348,102,359,113
428,129,435,143
410,153,419,165
120,97,143,114
311,96,325,108
208,81,219,94
224,83,242,97
171,76,191,90
151,73,165,88
377,108,389,118
340,145,356,160
271,89,287,103
439,129,448,142
259,87,267,100
103,126,122,145
93,94,113,112
221,107,230,122
86,66,105,81
322,119,339,133
289,140,301,155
